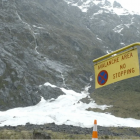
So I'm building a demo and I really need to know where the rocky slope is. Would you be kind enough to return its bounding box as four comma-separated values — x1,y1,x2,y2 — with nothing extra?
0,0,102,110
0,0,140,121
0,123,140,139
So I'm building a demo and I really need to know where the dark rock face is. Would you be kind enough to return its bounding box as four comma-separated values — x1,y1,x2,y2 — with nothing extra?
0,0,42,110
113,1,122,8
38,85,65,100
0,0,100,110
0,0,140,110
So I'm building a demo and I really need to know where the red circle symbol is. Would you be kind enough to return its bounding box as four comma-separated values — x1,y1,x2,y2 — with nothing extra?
97,70,108,85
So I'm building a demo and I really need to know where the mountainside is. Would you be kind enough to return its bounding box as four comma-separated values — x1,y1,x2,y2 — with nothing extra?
0,0,102,110
0,0,140,121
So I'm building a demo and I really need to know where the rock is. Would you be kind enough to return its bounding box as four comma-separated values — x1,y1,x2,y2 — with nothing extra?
40,126,44,130
38,85,65,100
26,122,30,125
33,130,51,139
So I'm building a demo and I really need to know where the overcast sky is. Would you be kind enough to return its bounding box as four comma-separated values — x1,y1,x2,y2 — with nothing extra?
110,0,140,14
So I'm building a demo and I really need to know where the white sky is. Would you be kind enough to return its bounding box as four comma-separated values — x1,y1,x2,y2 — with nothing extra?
110,0,140,13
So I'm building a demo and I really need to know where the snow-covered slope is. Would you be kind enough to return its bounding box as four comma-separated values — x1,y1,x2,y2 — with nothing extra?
1,82,140,128
63,0,137,15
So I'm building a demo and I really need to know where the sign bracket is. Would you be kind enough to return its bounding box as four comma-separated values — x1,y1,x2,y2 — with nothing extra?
93,42,140,63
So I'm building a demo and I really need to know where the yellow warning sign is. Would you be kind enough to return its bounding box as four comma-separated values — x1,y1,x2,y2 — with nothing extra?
94,48,139,89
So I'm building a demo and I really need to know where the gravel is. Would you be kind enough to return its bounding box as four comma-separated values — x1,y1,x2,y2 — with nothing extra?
0,123,140,138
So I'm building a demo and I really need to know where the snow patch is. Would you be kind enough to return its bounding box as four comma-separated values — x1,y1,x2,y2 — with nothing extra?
33,25,45,29
120,42,125,46
15,11,40,54
106,50,113,54
1,82,140,128
96,35,102,42
63,0,138,15
113,24,124,35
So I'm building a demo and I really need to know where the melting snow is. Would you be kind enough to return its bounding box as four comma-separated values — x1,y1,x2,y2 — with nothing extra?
124,17,134,28
96,35,102,42
113,24,124,34
93,10,104,16
106,50,113,54
112,8,129,15
0,82,140,128
120,42,125,45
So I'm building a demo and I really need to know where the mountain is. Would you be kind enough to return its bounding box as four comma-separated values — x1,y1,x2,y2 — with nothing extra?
0,0,103,110
64,0,140,51
0,0,140,120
